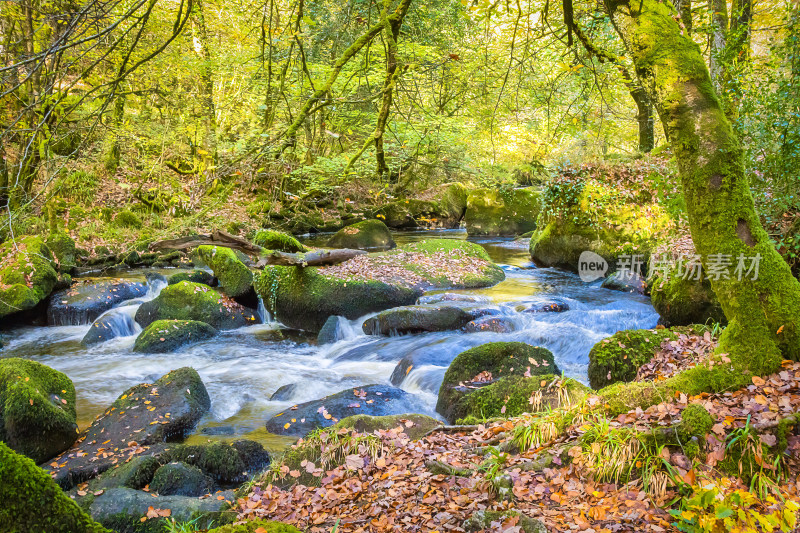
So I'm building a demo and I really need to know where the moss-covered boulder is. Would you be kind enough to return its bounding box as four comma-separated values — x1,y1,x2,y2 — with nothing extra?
88,455,162,492
438,183,469,225
113,210,142,229
133,319,217,353
135,281,258,330
46,368,210,489
587,328,677,389
89,487,234,533
650,273,726,326
372,199,441,229
327,219,395,250
436,342,560,423
0,358,77,463
0,236,58,319
47,232,78,274
530,179,670,271
0,442,110,533
150,462,213,496
252,229,308,253
196,245,253,298
48,277,147,326
208,520,301,533
336,413,442,439
255,266,420,333
167,269,214,286
465,187,540,236
363,305,474,335
464,510,546,533
161,440,271,486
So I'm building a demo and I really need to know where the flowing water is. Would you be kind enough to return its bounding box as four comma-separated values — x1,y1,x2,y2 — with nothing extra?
0,230,658,451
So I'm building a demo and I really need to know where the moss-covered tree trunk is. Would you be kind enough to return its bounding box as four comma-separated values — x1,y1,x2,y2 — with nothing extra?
192,0,217,160
603,0,800,373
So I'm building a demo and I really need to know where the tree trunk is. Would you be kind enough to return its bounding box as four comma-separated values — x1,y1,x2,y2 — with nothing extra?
631,86,655,152
708,0,728,89
604,0,800,376
192,0,217,160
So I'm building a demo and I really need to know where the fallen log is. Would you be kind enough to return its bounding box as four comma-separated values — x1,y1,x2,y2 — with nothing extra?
149,230,262,255
256,248,366,268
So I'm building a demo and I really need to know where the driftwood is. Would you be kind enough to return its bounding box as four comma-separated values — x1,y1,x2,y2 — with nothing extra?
256,248,366,268
149,230,262,255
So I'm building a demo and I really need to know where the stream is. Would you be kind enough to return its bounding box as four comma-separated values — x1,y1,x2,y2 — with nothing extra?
0,229,659,452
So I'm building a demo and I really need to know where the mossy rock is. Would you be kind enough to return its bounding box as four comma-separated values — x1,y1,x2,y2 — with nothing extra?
162,440,270,486
0,358,77,463
196,245,253,298
252,230,308,253
438,183,469,224
372,199,441,229
679,404,715,440
0,236,58,319
363,305,474,335
327,219,395,250
49,277,147,326
255,266,420,333
587,328,678,390
436,342,560,423
334,413,442,440
133,319,217,353
464,510,547,533
208,520,301,533
0,442,110,533
465,187,540,236
90,455,162,492
650,273,726,326
134,281,258,330
167,269,215,286
150,462,213,496
47,232,78,274
114,210,142,229
530,180,670,271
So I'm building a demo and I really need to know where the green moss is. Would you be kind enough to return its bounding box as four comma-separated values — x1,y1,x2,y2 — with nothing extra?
46,232,78,273
92,456,161,492
438,183,469,222
208,520,301,533
650,272,726,327
167,269,214,286
587,329,677,389
0,358,78,463
334,413,441,440
196,246,253,298
327,219,395,250
150,462,212,496
162,442,248,485
251,230,308,253
0,236,59,318
0,442,110,532
679,404,715,439
133,320,217,353
114,210,142,229
464,187,540,236
464,510,546,533
683,439,701,460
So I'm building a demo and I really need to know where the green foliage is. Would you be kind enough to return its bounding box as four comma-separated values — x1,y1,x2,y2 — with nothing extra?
54,170,100,205
114,210,143,229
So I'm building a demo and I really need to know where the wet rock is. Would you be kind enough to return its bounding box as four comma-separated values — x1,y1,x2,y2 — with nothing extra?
0,358,77,463
196,245,253,298
417,293,488,305
0,442,109,533
326,219,395,251
48,278,147,326
133,319,217,353
135,281,258,330
0,236,59,320
465,188,540,236
46,368,210,489
317,315,345,344
363,305,474,335
150,462,213,496
167,269,215,286
265,384,426,437
81,310,138,346
89,487,233,533
270,383,297,401
515,299,570,313
161,440,270,486
199,426,235,436
464,315,516,333
602,270,647,294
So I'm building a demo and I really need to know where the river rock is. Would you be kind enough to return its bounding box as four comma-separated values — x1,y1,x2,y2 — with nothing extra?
602,270,647,294
133,319,217,353
465,188,540,236
150,462,213,496
45,367,210,489
255,266,420,333
160,440,271,486
317,315,345,344
464,315,516,333
134,281,258,330
196,245,253,298
81,309,138,346
0,236,59,320
46,232,78,274
650,273,725,326
0,442,109,533
265,384,426,437
327,219,395,250
417,293,488,305
252,229,308,253
587,328,678,389
89,487,234,533
436,342,561,423
167,269,215,286
514,298,570,313
363,305,474,335
0,358,78,463
48,277,147,326
270,383,297,401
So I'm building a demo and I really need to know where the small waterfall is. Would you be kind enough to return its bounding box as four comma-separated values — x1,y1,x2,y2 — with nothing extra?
97,307,140,338
257,297,271,323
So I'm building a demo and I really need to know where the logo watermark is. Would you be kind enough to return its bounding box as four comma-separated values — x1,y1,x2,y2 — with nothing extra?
578,251,608,282
577,252,762,282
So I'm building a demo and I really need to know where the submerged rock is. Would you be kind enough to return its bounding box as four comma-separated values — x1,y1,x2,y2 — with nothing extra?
464,315,516,333
602,270,647,294
48,278,147,326
326,219,395,250
465,188,540,236
417,293,487,305
514,299,570,314
133,319,217,353
270,383,298,401
265,384,426,437
0,442,110,533
46,368,210,489
81,310,138,346
196,245,253,298
0,358,77,463
135,281,258,330
0,236,58,320
363,305,474,335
